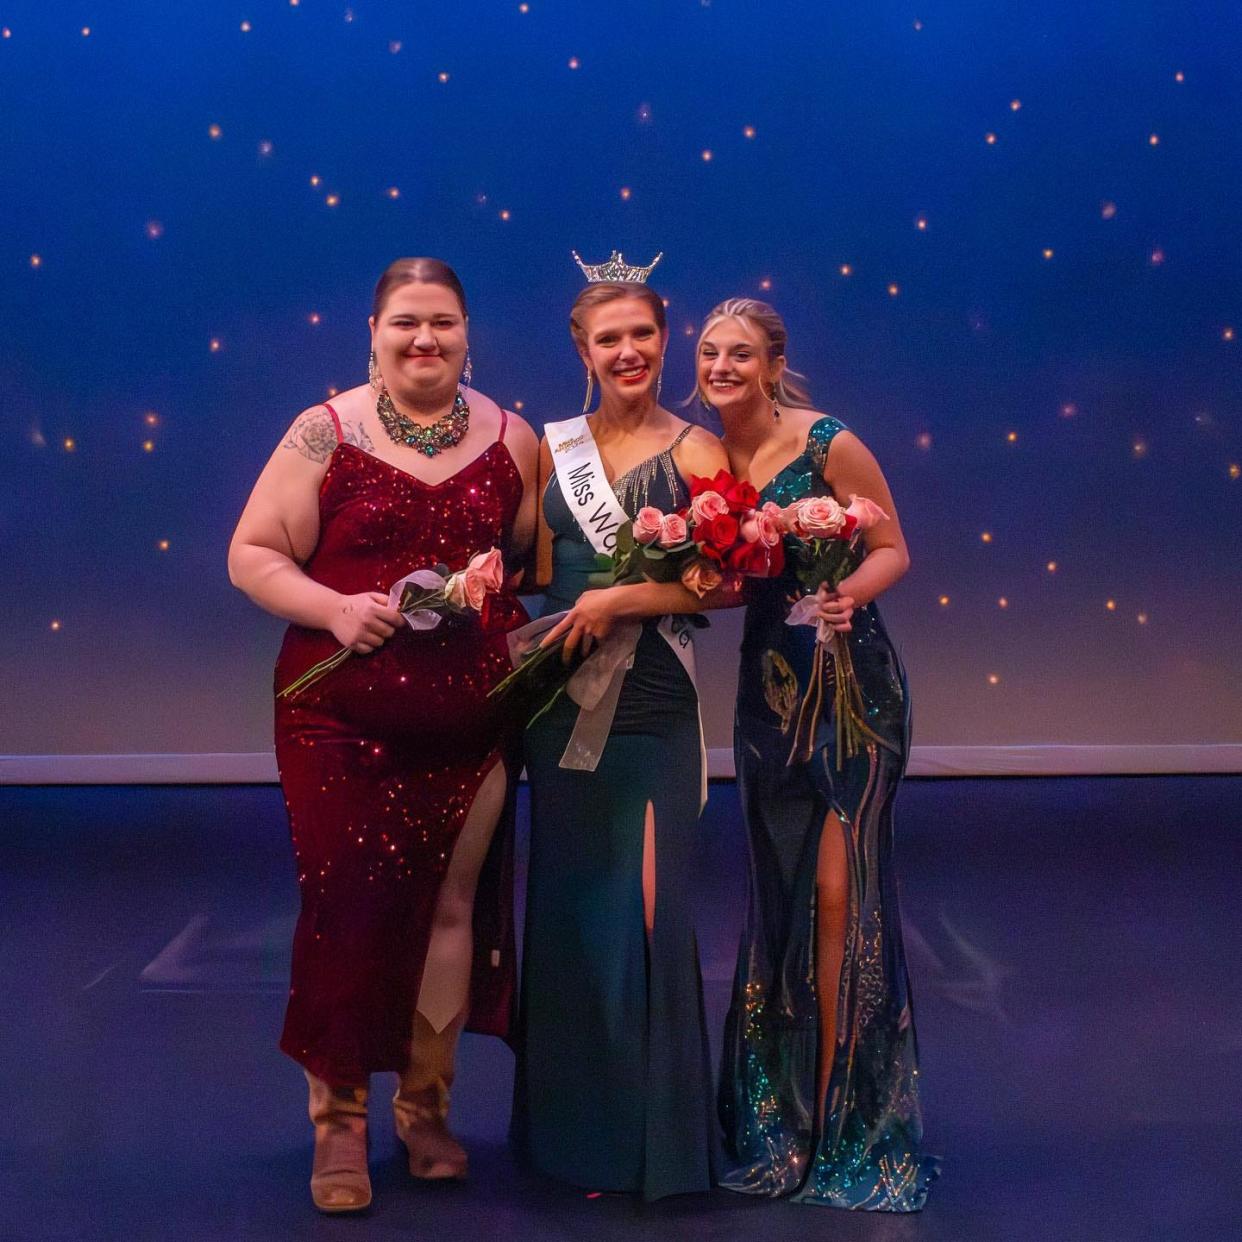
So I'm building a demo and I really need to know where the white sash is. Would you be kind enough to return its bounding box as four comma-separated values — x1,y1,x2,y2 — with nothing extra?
545,416,708,809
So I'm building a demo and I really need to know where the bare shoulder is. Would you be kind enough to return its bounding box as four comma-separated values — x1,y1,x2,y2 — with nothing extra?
282,388,373,463
501,408,539,453
673,420,729,472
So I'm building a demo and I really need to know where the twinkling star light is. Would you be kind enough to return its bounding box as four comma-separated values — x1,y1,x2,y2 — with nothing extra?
743,125,756,138
998,597,1009,608
50,620,62,631
29,253,41,268
259,140,273,156
387,186,400,198
916,432,932,449
985,132,997,145
568,57,580,69
701,149,713,161
619,187,632,200
1101,201,1117,219
887,283,900,296
987,673,1000,685
145,220,163,239
157,539,170,551
209,124,222,140
839,263,853,277
938,594,950,606
438,71,450,83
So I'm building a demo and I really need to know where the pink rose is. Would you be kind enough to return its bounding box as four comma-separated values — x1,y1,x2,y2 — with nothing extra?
657,512,689,548
444,571,470,609
690,490,730,524
632,506,664,545
794,495,847,538
467,547,505,592
740,511,782,545
680,558,724,598
461,568,489,611
845,494,890,530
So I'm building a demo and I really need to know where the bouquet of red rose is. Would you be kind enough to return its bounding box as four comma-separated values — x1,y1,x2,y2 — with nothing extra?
779,494,900,768
490,471,783,723
278,548,505,700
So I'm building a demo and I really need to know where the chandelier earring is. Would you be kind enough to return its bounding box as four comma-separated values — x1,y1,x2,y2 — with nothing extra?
581,365,595,414
656,349,667,403
461,347,473,389
769,383,782,420
368,349,384,394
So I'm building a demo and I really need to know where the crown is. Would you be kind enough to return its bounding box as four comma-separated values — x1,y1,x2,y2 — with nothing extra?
571,249,663,284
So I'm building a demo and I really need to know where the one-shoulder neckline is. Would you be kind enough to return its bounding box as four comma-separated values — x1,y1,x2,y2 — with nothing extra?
331,439,515,491
754,415,844,498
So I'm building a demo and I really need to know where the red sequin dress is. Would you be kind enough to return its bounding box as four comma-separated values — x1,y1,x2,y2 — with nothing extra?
273,403,527,1086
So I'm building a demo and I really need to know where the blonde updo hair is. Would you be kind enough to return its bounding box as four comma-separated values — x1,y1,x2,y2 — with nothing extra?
570,282,667,355
697,297,815,409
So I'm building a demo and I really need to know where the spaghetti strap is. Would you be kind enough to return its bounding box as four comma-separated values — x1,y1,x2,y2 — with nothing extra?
497,408,509,445
322,402,344,445
668,424,693,451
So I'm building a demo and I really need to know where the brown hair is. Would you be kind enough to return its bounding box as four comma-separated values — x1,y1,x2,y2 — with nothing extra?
569,282,667,354
697,297,815,409
372,257,468,318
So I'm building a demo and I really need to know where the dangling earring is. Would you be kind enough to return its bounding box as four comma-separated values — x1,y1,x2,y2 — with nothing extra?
770,384,781,420
581,366,595,414
461,348,473,389
698,388,712,412
656,350,667,404
368,350,383,394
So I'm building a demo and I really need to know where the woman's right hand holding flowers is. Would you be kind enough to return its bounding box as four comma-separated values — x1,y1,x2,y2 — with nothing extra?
329,592,404,653
817,584,855,632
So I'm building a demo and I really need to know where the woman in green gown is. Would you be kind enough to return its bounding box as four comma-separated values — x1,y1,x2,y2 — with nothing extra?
511,274,731,1200
698,299,939,1210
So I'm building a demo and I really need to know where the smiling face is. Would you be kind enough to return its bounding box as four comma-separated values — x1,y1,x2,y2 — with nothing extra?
696,315,785,412
578,294,667,406
369,282,468,402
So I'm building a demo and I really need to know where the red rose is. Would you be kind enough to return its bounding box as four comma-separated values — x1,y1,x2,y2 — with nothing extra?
727,541,771,575
841,513,859,538
695,512,739,551
689,469,736,500
724,479,760,512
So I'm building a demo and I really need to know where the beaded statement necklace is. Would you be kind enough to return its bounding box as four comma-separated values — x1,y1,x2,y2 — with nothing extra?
377,388,470,457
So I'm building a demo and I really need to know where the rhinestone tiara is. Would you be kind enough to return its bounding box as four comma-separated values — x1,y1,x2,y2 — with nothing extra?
571,249,664,284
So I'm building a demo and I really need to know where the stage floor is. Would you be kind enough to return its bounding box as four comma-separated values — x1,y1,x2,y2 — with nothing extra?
2,776,1238,1241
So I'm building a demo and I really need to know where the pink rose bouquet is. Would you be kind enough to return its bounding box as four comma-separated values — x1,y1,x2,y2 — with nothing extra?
490,470,779,723
782,495,901,768
278,548,506,700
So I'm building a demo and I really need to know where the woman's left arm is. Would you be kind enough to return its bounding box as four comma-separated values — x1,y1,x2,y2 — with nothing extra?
823,430,911,609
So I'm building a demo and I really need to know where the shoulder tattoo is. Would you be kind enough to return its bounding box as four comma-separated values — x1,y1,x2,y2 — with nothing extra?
282,410,373,461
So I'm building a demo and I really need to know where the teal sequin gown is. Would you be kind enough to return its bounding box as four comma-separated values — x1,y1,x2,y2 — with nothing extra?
512,428,719,1200
719,416,939,1210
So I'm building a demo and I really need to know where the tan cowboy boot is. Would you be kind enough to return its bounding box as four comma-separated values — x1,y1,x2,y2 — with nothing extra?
393,1010,468,1180
305,1071,372,1213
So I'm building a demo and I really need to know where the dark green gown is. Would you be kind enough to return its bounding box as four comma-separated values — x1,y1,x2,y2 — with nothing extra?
719,416,939,1210
511,428,719,1200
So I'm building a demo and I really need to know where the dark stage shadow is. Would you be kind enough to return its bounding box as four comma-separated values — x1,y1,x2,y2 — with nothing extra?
2,777,1239,1240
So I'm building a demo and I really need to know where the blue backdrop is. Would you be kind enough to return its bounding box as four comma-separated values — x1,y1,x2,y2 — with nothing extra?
2,1,1239,754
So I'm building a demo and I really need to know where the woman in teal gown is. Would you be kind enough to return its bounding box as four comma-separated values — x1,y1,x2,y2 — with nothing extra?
511,276,730,1199
697,298,939,1210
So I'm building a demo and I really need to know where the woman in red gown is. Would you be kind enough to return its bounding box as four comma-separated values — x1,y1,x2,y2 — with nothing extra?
229,258,537,1213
